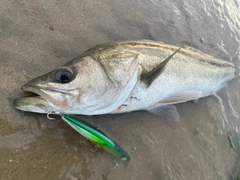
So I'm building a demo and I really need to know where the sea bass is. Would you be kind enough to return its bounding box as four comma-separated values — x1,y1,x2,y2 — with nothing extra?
13,40,235,120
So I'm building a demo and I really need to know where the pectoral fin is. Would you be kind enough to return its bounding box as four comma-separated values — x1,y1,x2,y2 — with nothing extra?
141,48,181,87
147,105,180,121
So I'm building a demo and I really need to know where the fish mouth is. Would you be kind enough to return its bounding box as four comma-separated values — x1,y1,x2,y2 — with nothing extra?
12,86,57,113
13,85,77,114
21,86,51,99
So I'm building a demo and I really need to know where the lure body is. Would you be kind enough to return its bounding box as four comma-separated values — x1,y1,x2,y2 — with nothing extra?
61,114,130,161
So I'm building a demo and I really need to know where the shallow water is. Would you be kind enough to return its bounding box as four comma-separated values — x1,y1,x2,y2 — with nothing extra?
0,0,239,179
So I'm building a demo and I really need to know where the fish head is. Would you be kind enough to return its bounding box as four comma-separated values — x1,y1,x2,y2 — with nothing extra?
13,51,139,115
13,64,81,114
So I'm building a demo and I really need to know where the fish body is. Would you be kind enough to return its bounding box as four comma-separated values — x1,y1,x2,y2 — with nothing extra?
13,40,235,119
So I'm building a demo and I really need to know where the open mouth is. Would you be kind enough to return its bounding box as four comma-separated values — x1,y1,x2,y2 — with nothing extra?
12,86,51,113
21,91,41,98
21,85,46,98
13,84,77,113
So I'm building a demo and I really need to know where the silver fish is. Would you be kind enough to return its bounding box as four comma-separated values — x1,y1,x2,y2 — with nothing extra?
13,40,235,120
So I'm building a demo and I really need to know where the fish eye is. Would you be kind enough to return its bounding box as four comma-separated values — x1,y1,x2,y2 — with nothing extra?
55,67,73,84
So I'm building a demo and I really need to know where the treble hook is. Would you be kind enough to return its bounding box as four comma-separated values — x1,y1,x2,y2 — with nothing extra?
47,111,57,120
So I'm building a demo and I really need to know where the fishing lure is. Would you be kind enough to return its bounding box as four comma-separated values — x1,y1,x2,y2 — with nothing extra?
61,114,130,161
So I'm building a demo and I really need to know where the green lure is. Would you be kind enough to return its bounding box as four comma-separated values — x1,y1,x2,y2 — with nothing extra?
61,114,130,161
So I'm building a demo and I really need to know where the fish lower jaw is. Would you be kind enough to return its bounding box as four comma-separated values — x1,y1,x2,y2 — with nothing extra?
12,96,51,113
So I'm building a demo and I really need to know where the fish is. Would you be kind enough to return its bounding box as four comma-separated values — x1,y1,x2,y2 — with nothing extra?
61,114,130,160
13,40,235,121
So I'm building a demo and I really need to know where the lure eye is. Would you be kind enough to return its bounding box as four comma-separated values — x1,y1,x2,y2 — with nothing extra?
55,67,73,84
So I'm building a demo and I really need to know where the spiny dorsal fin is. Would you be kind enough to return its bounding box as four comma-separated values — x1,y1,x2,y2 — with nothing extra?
141,48,181,87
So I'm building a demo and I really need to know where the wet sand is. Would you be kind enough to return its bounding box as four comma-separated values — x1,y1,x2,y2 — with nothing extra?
0,0,240,179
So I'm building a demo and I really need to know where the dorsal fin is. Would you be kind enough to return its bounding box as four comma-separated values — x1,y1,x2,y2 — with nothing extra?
141,48,181,87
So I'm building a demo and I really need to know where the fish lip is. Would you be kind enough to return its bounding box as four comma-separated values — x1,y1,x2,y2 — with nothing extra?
21,85,45,97
12,96,49,113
